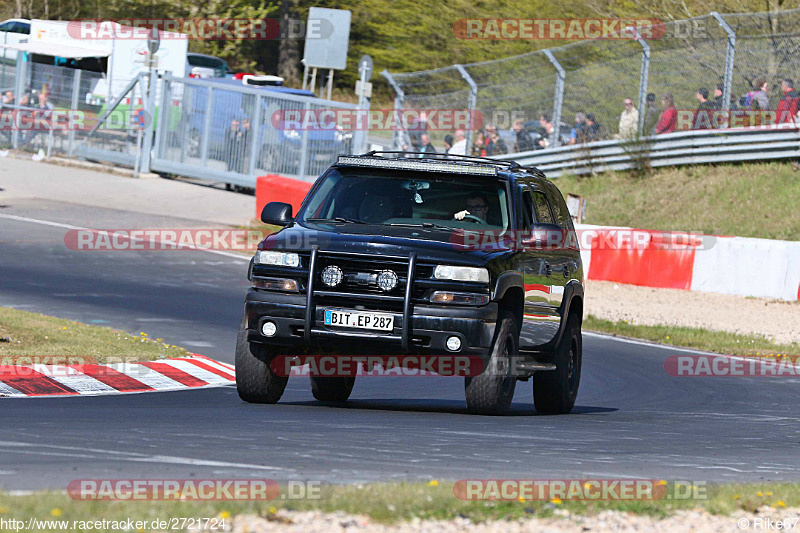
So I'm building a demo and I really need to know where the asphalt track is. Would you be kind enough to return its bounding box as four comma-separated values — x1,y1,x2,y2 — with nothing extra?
0,199,798,491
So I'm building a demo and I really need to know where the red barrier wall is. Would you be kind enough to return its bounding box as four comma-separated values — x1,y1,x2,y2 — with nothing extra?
255,175,313,220
586,229,697,290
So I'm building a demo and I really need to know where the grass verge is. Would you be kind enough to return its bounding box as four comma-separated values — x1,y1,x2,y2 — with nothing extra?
584,315,800,357
0,307,187,364
0,482,797,529
556,162,800,241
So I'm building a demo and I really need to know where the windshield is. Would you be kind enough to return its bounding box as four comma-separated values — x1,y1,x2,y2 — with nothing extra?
299,168,510,230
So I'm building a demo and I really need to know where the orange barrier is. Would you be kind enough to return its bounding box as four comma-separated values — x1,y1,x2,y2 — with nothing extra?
586,229,698,290
255,175,313,220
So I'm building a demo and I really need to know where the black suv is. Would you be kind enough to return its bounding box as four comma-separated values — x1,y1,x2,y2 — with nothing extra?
236,153,584,415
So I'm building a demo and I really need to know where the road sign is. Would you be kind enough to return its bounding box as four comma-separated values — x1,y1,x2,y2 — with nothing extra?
303,8,351,70
146,27,160,55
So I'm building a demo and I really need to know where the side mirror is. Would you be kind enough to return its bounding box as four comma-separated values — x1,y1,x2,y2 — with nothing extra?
261,202,293,226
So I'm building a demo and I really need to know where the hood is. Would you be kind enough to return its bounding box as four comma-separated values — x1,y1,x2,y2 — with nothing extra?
259,222,514,266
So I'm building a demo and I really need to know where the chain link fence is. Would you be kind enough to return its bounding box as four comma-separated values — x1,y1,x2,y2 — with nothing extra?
384,8,800,156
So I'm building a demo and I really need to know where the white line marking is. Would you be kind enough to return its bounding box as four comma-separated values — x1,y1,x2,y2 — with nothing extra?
0,213,249,262
162,359,233,384
105,363,187,390
187,357,236,376
583,331,721,355
31,365,117,394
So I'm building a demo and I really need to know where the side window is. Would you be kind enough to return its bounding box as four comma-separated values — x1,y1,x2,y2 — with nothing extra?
0,22,12,32
520,188,534,230
532,191,554,224
544,183,571,228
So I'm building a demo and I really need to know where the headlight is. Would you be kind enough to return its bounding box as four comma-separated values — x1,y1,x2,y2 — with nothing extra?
434,265,489,283
255,251,300,267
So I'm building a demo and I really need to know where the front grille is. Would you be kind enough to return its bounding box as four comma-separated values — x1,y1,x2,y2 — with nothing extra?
314,253,432,303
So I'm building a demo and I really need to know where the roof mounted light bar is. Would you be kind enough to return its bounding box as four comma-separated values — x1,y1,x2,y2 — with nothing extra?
336,155,499,176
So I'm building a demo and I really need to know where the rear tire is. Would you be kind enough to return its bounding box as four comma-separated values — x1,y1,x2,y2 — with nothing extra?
465,311,518,415
310,376,355,402
235,316,288,404
533,313,582,414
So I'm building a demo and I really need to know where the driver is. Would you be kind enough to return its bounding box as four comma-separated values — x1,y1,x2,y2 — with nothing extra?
454,192,490,224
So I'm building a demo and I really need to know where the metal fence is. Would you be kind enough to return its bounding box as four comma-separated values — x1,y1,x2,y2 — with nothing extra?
383,9,800,163
1,52,361,185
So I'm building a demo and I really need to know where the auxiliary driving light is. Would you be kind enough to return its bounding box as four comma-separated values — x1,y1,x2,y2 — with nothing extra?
377,270,398,292
446,336,462,351
261,321,277,337
321,265,344,287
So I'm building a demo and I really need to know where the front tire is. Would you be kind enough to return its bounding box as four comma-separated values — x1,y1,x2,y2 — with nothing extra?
533,313,582,414
310,376,355,402
235,317,288,403
465,311,518,415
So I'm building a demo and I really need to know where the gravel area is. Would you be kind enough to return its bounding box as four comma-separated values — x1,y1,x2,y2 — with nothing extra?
217,507,800,532
585,281,800,345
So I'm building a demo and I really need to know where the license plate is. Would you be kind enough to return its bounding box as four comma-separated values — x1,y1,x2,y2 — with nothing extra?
324,309,394,331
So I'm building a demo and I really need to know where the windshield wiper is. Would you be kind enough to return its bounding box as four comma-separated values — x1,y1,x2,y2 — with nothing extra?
389,222,453,231
306,217,366,224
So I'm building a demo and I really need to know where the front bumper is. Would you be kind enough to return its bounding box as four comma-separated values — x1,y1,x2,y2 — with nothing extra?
244,288,497,355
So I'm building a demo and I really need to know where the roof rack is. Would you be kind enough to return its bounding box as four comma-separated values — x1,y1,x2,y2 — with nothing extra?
357,151,544,176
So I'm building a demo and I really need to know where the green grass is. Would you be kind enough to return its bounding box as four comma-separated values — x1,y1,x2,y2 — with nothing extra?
556,162,800,240
0,307,188,364
0,481,797,530
584,315,800,357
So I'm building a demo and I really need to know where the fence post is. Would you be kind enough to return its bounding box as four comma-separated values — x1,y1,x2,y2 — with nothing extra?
627,27,651,135
298,100,311,178
381,69,408,151
455,64,477,153
199,86,214,164
152,75,170,165
11,52,27,149
67,69,81,157
712,12,736,112
544,50,565,148
247,94,264,180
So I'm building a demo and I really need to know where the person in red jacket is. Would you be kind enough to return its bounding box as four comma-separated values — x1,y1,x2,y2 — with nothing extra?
656,93,677,134
776,78,799,123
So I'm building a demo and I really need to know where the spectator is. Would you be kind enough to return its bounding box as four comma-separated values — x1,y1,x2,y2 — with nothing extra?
568,112,587,145
443,134,454,153
656,93,677,134
643,93,659,135
512,118,536,152
224,118,244,171
471,130,486,157
407,111,429,151
2,90,13,106
448,129,467,155
776,78,799,123
694,88,715,130
584,113,601,141
485,128,507,155
23,89,54,146
417,132,438,157
742,77,770,111
617,97,639,139
712,83,725,109
537,114,555,148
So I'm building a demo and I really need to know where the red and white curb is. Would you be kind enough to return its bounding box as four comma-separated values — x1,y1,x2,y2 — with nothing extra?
0,354,235,397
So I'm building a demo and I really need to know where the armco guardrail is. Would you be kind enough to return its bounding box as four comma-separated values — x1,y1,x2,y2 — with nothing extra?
505,123,800,177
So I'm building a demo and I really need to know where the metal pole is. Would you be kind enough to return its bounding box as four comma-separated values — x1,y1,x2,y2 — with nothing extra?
455,64,477,154
152,75,170,165
247,94,264,179
199,86,214,164
544,50,565,148
326,69,334,101
11,52,26,149
712,12,736,112
140,64,158,172
627,26,650,135
298,100,311,178
67,69,81,157
381,69,407,151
